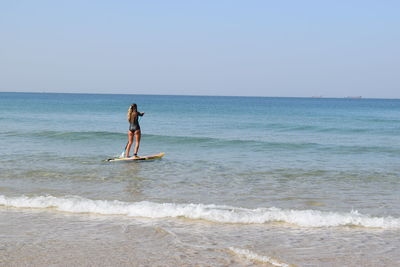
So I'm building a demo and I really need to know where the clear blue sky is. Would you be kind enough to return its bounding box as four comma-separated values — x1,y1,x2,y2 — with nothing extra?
0,0,399,98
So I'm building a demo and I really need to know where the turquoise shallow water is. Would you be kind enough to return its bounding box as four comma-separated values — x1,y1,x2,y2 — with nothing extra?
1,92,400,266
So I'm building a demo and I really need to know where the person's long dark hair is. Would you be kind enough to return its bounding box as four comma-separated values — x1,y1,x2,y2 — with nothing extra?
127,104,138,123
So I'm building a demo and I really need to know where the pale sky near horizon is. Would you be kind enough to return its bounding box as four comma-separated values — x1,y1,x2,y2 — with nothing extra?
0,0,399,98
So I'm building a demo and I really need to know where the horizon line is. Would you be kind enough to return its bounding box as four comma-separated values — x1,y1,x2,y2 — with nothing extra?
1,90,399,100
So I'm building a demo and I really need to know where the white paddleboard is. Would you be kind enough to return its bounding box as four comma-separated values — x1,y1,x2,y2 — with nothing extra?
107,152,165,162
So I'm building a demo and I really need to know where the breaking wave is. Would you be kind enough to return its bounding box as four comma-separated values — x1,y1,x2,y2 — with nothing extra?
1,195,399,229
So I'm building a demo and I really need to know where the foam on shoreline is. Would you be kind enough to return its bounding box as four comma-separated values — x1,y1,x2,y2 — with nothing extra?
229,247,291,266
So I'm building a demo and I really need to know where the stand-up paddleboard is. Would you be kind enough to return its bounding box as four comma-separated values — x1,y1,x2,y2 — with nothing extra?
107,152,165,162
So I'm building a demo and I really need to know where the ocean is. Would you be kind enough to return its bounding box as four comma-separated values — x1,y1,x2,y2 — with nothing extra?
1,92,399,266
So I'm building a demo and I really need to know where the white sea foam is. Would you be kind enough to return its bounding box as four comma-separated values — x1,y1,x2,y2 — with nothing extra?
0,195,399,229
229,247,290,267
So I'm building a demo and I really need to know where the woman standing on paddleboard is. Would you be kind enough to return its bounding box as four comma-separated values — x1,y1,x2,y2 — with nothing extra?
125,103,144,158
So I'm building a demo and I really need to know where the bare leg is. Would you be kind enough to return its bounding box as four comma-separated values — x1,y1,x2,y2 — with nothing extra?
125,131,134,157
133,130,141,156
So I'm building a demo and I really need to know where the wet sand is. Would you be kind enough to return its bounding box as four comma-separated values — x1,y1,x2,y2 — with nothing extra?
1,208,399,267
